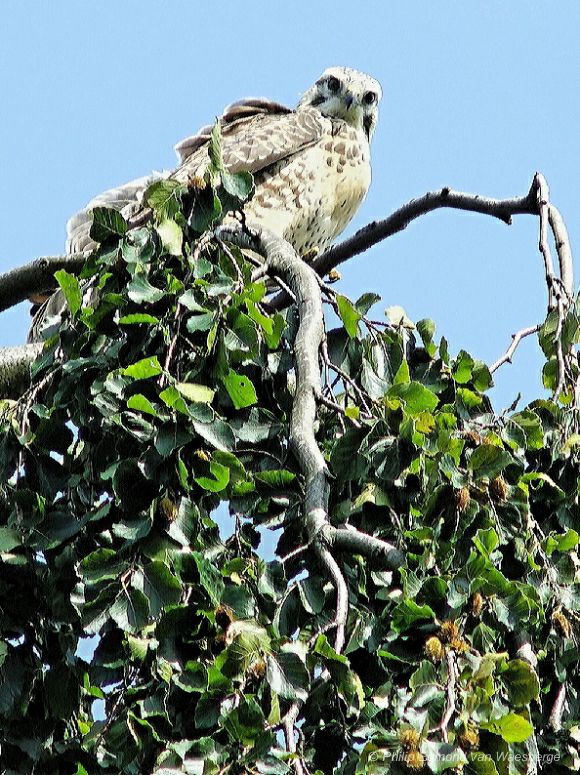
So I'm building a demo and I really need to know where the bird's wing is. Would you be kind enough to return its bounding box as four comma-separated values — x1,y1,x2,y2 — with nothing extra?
66,171,169,254
172,103,326,178
65,99,315,255
174,98,292,163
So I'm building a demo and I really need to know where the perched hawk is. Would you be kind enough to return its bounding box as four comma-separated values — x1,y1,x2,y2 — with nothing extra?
30,66,381,340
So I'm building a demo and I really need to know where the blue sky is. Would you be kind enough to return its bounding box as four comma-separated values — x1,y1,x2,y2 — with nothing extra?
1,1,579,410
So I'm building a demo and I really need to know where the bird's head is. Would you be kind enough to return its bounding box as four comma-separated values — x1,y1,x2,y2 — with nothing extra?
298,66,382,139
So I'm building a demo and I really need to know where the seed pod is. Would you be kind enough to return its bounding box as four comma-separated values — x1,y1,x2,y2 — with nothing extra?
398,727,422,750
552,609,572,639
439,620,460,643
425,635,445,662
404,749,425,770
463,430,482,446
450,637,469,654
455,487,471,513
458,726,480,750
471,592,484,617
489,475,509,502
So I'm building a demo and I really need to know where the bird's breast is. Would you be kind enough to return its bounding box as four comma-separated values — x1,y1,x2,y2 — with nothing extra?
242,125,371,256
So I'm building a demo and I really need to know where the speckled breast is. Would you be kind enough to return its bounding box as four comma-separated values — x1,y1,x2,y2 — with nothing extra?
241,122,371,257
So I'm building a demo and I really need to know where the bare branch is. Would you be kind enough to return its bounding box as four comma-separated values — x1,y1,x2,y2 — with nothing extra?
0,343,43,398
535,173,558,310
0,253,88,314
434,650,458,743
489,325,541,374
548,682,566,732
311,181,539,278
327,525,403,570
283,702,307,775
549,204,574,299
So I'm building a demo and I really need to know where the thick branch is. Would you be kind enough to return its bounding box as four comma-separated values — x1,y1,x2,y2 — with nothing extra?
0,344,43,398
0,254,87,313
549,204,574,299
219,224,405,662
327,525,403,569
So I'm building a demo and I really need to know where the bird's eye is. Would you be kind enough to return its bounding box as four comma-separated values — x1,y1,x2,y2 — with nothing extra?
363,91,377,105
326,76,341,93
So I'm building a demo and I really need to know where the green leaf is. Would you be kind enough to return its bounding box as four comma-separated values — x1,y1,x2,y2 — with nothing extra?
110,587,149,633
466,753,499,775
173,662,208,694
221,170,254,201
127,393,158,416
90,206,128,242
208,122,224,172
482,712,533,743
355,292,381,315
0,528,21,552
337,294,362,338
223,369,258,410
501,659,540,706
79,549,125,585
255,469,296,488
127,274,165,304
195,461,230,492
468,445,513,479
143,179,184,220
122,356,163,380
266,652,309,701
192,418,235,451
189,188,222,232
119,313,160,325
453,350,474,384
417,318,436,347
422,742,467,773
192,553,224,605
388,381,439,414
175,382,215,404
156,219,183,256
55,269,82,315
136,561,182,617
391,600,436,632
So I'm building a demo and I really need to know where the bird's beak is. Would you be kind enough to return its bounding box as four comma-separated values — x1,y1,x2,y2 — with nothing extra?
344,92,355,110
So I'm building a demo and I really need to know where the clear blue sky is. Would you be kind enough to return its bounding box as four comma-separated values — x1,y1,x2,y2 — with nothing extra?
2,1,579,410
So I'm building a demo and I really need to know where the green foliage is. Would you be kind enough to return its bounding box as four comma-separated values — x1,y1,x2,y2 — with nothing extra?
2,158,580,773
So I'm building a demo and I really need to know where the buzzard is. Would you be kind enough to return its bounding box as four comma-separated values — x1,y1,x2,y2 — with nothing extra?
30,66,382,340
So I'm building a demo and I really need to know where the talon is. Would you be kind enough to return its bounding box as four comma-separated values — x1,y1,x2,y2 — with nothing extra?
301,246,320,262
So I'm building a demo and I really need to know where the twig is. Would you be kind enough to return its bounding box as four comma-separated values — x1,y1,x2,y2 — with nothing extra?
548,682,566,732
489,325,541,374
321,341,373,415
283,702,307,775
435,650,458,743
316,390,362,427
535,173,558,309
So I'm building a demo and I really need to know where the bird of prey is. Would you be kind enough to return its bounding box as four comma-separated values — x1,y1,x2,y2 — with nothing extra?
30,66,382,340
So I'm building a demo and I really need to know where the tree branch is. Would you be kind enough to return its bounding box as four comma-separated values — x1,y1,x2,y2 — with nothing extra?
327,525,403,569
313,181,539,277
0,343,43,398
548,682,566,732
0,253,87,313
489,325,541,374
